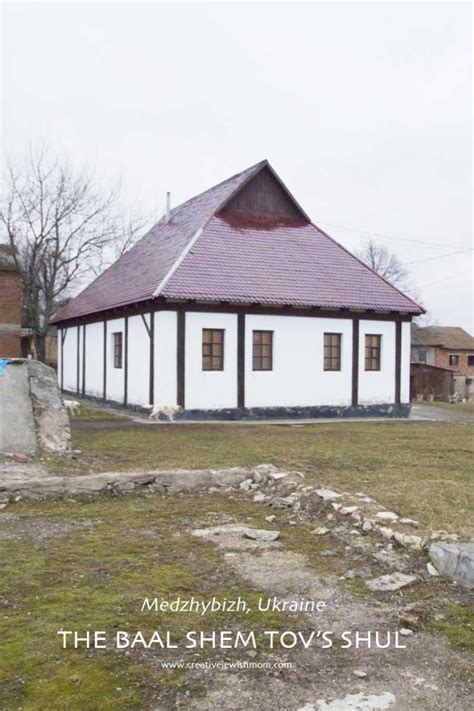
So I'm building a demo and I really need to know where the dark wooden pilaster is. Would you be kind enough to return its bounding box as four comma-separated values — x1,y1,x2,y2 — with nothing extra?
60,328,66,391
351,318,360,406
81,324,86,395
237,313,245,408
395,320,402,404
177,310,185,408
103,321,107,400
76,325,80,394
124,316,129,406
149,312,155,406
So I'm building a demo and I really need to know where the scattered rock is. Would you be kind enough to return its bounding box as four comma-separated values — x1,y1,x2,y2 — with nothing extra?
379,527,394,540
253,492,266,503
428,541,474,589
375,511,399,522
352,669,368,678
299,691,396,711
426,562,439,577
315,488,343,502
12,452,29,463
253,463,279,477
399,518,419,528
320,550,337,557
268,471,289,481
270,496,298,509
366,572,418,592
239,478,253,492
311,527,330,536
243,529,280,542
265,515,276,523
340,506,358,515
399,628,414,636
362,520,374,533
430,530,459,542
393,532,424,550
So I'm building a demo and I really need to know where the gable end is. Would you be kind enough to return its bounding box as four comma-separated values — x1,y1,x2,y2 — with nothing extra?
222,165,308,220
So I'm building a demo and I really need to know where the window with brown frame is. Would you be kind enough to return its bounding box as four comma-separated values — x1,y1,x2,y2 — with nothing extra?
202,329,224,370
365,334,381,371
113,332,123,369
253,330,273,371
324,333,342,371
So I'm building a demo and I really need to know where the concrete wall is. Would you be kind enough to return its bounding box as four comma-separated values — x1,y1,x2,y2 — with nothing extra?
185,312,237,409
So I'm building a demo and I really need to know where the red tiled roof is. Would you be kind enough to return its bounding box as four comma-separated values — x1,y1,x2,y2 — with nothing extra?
51,161,266,322
52,161,423,322
162,211,422,312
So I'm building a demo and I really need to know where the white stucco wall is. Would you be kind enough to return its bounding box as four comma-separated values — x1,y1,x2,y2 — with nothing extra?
84,321,104,398
401,321,411,404
155,311,177,405
245,314,353,408
106,317,125,402
59,309,409,410
62,325,77,392
185,312,238,409
127,314,150,406
358,320,396,404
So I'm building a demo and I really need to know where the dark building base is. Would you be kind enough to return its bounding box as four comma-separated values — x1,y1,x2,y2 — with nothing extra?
62,391,410,420
181,404,411,420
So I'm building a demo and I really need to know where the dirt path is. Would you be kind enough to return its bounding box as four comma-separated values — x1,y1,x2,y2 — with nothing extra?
185,524,472,711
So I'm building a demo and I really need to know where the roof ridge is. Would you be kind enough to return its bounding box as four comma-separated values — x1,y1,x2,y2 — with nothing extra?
168,159,268,218
152,160,268,298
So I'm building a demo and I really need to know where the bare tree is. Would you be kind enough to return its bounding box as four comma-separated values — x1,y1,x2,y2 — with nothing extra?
0,146,150,360
356,238,410,286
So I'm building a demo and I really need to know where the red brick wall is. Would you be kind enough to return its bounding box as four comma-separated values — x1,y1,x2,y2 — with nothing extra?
435,348,474,376
0,269,22,357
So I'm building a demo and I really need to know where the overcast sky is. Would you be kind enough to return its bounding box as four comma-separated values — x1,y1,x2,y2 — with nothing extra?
2,1,472,331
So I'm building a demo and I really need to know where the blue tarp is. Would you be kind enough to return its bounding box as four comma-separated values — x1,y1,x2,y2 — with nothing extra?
0,358,11,377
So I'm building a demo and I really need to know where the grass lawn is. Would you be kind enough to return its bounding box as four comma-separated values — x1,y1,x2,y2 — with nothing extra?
2,492,472,710
45,411,474,537
5,408,474,709
0,493,341,710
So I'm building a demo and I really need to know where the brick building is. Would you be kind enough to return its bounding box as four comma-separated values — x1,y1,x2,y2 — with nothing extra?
411,325,474,400
0,244,23,357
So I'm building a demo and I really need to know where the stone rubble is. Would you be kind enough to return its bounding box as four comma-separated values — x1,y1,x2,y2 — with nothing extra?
299,691,396,711
428,541,474,589
243,529,280,542
0,461,471,589
365,572,418,593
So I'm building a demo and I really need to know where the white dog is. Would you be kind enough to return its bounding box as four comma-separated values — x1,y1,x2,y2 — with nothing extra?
148,404,183,422
64,399,81,416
